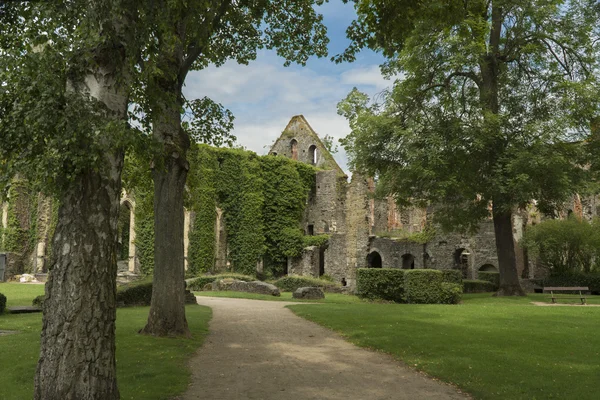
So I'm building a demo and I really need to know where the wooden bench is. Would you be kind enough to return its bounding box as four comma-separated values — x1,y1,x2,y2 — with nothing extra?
543,287,589,305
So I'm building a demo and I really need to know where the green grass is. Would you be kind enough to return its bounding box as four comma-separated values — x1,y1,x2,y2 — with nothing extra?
288,293,600,400
0,283,211,400
195,290,362,304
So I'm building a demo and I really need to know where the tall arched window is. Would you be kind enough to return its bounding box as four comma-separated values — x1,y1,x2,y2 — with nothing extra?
308,144,317,165
290,139,298,160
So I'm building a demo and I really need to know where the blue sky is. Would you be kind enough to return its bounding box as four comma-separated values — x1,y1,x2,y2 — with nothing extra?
183,1,392,172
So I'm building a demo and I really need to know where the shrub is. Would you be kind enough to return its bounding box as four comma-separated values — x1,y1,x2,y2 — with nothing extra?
0,293,6,314
274,275,339,292
32,295,45,308
541,272,600,294
440,282,462,304
117,282,154,307
302,234,330,248
478,271,499,289
463,279,496,293
404,269,445,304
440,269,463,284
356,268,405,302
186,273,255,291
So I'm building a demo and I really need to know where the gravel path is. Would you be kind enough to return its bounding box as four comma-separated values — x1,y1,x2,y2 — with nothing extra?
181,297,467,400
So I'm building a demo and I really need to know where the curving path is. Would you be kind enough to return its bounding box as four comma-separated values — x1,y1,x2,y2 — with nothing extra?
181,297,468,400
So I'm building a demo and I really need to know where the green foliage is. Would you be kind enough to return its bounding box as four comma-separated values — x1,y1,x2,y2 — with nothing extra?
338,1,599,233
463,279,497,294
404,269,445,304
273,275,340,292
116,280,154,307
477,272,500,289
302,234,330,248
440,269,463,285
32,294,45,308
0,292,6,314
521,217,600,274
540,272,600,293
440,282,463,305
356,268,406,302
186,273,255,291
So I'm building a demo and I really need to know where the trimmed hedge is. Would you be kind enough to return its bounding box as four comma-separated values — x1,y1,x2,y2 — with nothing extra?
441,269,463,284
463,279,496,293
32,295,45,308
186,273,255,291
541,273,600,294
356,268,405,302
273,275,340,292
117,282,153,307
0,293,6,314
440,282,463,304
405,269,444,304
478,271,500,289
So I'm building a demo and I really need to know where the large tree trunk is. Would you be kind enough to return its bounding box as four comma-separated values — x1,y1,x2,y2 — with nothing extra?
34,158,124,400
492,204,526,296
140,83,191,337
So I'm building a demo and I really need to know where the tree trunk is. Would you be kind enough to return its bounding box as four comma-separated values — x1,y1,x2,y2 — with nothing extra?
492,204,526,296
34,156,124,399
140,85,191,337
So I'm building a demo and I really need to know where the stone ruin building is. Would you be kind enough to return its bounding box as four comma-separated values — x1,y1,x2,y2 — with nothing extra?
1,115,598,288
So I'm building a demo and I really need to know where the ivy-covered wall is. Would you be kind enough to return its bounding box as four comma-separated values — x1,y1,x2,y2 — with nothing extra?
186,145,317,277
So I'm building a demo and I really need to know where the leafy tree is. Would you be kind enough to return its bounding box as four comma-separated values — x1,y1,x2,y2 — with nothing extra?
134,0,329,336
337,0,599,295
0,1,143,397
522,216,600,275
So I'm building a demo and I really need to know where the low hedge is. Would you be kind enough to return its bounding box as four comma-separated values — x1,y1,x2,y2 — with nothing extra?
117,278,197,307
441,269,463,284
274,275,339,292
440,282,463,304
0,293,6,314
405,269,441,304
478,271,500,289
541,273,600,294
32,295,45,308
187,273,255,291
463,279,496,293
356,268,405,302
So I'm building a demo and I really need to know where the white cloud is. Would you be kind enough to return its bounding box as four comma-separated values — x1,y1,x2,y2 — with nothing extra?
183,51,394,174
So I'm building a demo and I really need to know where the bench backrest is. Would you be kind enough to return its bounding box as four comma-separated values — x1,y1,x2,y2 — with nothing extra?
543,287,589,292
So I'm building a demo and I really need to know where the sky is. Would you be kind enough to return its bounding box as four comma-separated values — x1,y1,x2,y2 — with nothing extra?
182,1,393,173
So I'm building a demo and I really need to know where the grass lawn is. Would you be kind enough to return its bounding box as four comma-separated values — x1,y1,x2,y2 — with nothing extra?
289,293,600,400
195,290,362,304
0,283,211,400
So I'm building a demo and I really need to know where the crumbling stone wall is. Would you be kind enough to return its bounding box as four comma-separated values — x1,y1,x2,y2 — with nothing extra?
303,170,347,235
368,237,426,269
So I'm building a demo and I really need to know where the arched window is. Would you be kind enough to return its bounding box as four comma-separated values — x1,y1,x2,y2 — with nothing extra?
290,139,298,160
401,253,415,269
453,248,471,278
308,144,317,165
367,251,383,268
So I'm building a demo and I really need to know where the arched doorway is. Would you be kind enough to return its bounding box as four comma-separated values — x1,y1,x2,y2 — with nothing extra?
453,248,471,278
308,145,317,165
401,253,415,269
479,264,498,272
290,139,298,160
367,251,383,268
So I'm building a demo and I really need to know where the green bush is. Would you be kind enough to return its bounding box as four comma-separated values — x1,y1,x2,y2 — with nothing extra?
356,268,405,302
32,295,45,308
478,271,500,289
440,282,463,304
302,234,330,248
274,275,339,292
0,293,6,314
404,269,445,304
117,282,154,307
441,269,463,284
541,272,600,294
463,279,496,293
187,273,255,291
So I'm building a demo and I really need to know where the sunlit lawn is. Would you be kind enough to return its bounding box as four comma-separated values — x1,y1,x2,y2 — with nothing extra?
0,283,211,400
289,293,600,400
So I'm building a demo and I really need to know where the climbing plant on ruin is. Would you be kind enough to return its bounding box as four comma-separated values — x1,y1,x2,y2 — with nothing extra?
338,0,600,296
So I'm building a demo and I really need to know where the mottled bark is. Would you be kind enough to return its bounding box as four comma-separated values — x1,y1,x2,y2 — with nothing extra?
492,205,526,297
141,78,191,337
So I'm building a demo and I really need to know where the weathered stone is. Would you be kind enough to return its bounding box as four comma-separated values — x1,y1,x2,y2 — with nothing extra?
202,283,213,291
293,287,325,300
211,279,280,296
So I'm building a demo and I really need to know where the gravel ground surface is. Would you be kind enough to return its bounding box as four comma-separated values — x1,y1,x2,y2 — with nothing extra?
180,297,468,400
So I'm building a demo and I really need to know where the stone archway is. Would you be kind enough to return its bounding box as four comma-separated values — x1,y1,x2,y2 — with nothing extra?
367,251,383,268
479,264,498,272
453,248,472,278
401,253,415,269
